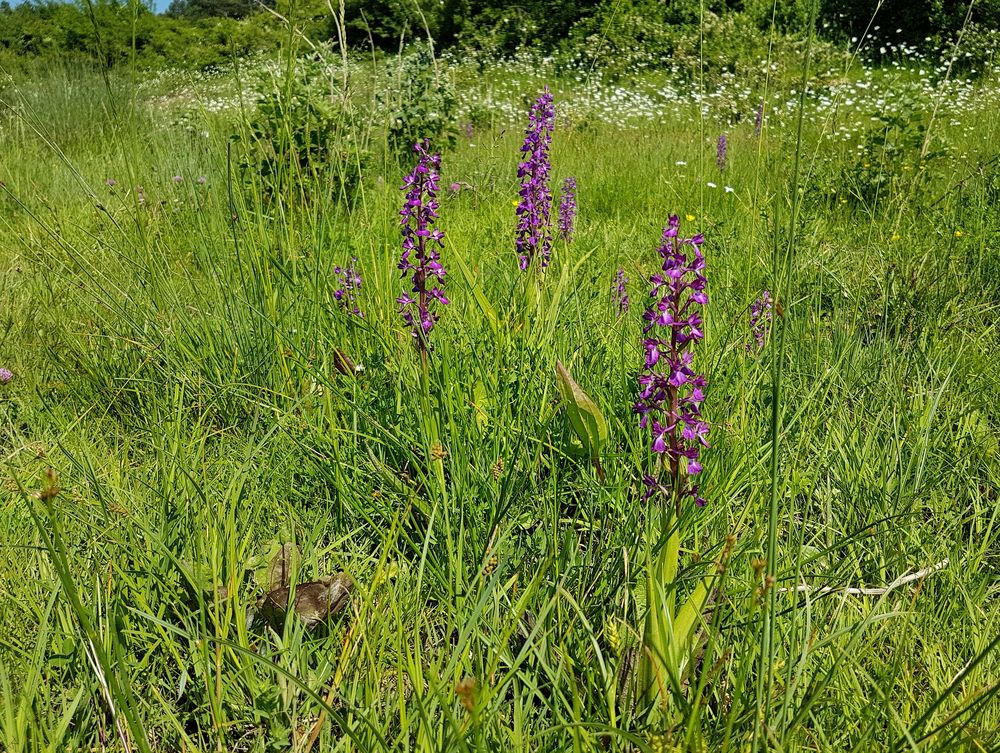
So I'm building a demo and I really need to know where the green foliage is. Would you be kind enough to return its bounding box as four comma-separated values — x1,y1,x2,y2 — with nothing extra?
562,5,847,84
341,0,441,49
379,43,457,161
849,115,948,204
561,0,683,78
2,29,1000,753
142,15,282,68
743,0,815,33
950,22,1000,74
812,102,951,208
450,0,606,54
555,360,608,473
166,0,270,20
4,0,996,73
0,0,281,69
819,0,1000,46
244,51,369,205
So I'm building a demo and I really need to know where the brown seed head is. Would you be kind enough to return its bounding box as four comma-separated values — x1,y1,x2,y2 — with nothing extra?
456,676,476,712
483,555,498,576
37,469,60,502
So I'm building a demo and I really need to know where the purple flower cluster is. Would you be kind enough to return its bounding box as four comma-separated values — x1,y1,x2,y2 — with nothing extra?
515,88,556,271
0,367,12,385
748,290,772,351
398,140,448,349
754,100,764,137
612,268,629,316
716,133,728,171
558,176,577,242
635,215,709,508
333,257,364,317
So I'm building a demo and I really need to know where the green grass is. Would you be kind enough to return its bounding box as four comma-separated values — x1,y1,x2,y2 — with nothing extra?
1,33,999,753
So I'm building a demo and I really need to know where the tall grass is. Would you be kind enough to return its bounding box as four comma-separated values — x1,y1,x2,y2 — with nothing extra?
1,13,999,752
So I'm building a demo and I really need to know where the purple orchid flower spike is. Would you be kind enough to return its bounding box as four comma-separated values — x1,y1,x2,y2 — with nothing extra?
516,87,556,271
399,139,448,353
635,215,710,512
716,133,728,172
333,257,365,318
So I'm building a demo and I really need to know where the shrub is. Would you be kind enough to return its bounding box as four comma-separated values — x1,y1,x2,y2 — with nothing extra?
946,22,1000,75
810,102,951,208
244,50,369,205
378,42,457,161
561,0,683,78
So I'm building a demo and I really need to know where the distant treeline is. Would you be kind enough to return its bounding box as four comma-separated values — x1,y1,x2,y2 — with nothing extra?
1,0,997,69
0,0,281,68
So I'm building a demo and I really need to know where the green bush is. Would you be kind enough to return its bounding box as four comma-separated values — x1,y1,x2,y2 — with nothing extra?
561,0,681,78
810,102,951,208
378,43,457,161
819,0,1000,47
0,0,281,70
243,51,369,206
947,22,1000,75
562,5,847,85
743,0,814,33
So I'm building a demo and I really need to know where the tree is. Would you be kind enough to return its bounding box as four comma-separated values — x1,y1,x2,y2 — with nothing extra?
166,0,269,20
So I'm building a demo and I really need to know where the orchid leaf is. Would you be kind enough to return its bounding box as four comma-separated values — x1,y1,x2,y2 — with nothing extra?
555,360,608,465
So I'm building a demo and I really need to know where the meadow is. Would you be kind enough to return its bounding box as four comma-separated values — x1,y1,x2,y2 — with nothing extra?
1,23,999,753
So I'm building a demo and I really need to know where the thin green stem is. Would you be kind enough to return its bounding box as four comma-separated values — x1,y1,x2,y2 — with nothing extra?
754,1,819,749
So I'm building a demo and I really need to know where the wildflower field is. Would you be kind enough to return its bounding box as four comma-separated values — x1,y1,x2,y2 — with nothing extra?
1,20,999,753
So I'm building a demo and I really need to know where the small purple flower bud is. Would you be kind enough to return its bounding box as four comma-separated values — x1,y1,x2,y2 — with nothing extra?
716,133,728,172
172,175,183,184
558,176,577,242
0,367,12,384
333,257,365,317
747,290,773,351
197,175,207,185
612,268,629,316
105,178,117,187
